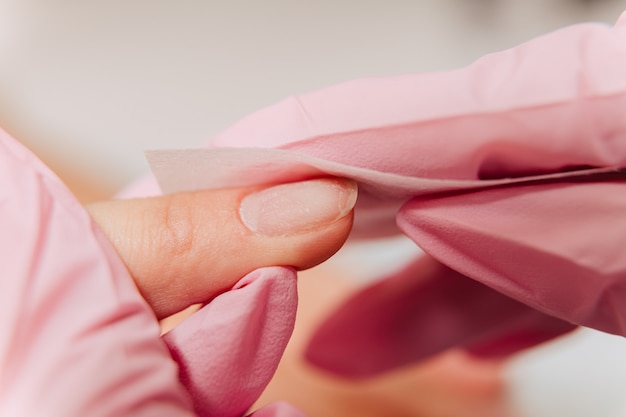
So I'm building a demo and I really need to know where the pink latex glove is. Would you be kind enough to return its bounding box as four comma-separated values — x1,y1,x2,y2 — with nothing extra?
0,128,306,416
149,12,626,377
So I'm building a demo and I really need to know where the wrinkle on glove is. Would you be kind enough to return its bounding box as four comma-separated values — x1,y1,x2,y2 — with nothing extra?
147,12,626,377
398,178,626,333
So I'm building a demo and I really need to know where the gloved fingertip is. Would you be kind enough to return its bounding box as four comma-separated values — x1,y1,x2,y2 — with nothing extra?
163,267,298,417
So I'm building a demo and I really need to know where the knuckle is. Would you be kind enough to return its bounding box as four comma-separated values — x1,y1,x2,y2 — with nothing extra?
158,193,197,258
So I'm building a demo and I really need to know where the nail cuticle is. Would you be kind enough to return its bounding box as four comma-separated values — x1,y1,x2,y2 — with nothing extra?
239,179,357,237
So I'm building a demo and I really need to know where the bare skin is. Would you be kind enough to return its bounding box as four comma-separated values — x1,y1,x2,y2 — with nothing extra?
86,178,356,318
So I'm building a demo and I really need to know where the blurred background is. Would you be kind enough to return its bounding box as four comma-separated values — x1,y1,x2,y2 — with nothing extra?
1,0,625,201
2,1,626,416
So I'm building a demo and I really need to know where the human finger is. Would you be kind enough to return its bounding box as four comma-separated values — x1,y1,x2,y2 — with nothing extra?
86,178,356,318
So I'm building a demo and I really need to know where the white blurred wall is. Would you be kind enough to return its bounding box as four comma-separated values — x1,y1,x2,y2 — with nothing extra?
2,1,626,416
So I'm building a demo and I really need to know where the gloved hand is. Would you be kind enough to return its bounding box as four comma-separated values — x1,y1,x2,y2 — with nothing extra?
148,11,626,377
0,127,355,416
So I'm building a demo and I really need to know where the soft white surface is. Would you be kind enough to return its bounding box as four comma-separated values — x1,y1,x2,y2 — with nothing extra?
1,1,626,416
506,328,626,417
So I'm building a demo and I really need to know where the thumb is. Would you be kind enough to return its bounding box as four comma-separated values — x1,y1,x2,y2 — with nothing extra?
86,178,356,319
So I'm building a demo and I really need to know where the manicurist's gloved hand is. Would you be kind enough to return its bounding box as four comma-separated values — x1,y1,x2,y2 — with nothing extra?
164,11,626,377
0,127,355,416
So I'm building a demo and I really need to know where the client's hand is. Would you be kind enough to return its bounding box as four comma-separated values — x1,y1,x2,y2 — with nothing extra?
0,127,355,417
86,178,356,319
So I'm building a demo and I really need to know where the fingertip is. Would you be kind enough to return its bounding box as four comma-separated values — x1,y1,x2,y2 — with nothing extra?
239,178,357,237
87,179,356,319
287,208,355,270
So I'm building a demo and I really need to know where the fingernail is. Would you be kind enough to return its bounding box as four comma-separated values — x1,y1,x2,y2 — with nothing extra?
240,179,358,236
